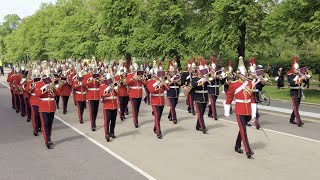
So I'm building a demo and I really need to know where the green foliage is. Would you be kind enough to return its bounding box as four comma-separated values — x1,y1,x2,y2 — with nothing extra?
0,0,319,73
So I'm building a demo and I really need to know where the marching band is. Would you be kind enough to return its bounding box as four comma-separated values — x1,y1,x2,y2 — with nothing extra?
5,55,308,159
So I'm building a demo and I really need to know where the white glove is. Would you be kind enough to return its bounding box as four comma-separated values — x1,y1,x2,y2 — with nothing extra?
251,103,257,120
224,101,230,117
170,76,175,81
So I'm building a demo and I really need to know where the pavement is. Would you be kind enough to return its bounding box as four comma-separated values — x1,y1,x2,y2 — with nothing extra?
1,71,320,180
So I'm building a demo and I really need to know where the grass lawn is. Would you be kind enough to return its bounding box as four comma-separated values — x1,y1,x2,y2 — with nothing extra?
263,86,320,104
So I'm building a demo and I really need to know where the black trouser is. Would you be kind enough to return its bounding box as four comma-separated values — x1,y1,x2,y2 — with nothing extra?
129,97,142,126
144,89,150,104
187,93,195,113
88,100,99,128
11,90,15,109
208,95,218,118
55,95,60,109
290,96,302,124
31,105,41,132
119,96,127,118
152,105,164,135
25,98,31,120
195,102,207,130
19,94,26,116
62,96,69,113
235,115,252,154
0,66,3,76
40,112,55,144
77,101,86,122
103,109,117,137
15,94,20,113
168,97,178,120
125,96,129,114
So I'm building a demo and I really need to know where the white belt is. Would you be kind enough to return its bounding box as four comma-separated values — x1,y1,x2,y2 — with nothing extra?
40,98,55,101
235,99,251,103
31,93,36,96
195,90,208,93
151,93,164,97
208,85,219,87
75,91,86,94
88,88,100,91
103,96,117,100
290,87,302,89
252,89,259,92
170,86,179,89
129,86,142,89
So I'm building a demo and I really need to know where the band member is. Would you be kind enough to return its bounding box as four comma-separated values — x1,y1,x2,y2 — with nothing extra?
100,72,118,142
181,58,196,115
53,68,61,109
7,67,15,109
115,61,128,121
288,56,305,127
192,59,209,134
248,57,261,129
21,68,32,122
34,64,58,149
143,63,151,105
126,58,145,128
12,65,22,114
207,56,220,120
60,70,71,114
223,60,235,114
147,69,170,139
25,66,42,136
82,57,101,131
72,70,87,124
224,56,255,159
167,60,181,124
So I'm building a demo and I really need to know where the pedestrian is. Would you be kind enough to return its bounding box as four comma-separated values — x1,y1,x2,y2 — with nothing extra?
276,67,284,89
0,59,4,76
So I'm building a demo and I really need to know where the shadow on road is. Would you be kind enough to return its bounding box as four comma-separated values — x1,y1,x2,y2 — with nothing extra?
163,126,186,137
54,135,84,146
118,129,140,138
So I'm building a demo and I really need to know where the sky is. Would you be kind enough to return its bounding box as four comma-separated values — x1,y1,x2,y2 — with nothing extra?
0,0,56,23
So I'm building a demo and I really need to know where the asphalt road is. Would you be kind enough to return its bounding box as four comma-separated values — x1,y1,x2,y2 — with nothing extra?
1,72,320,180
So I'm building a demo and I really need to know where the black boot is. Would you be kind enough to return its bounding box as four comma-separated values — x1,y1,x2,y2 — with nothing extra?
235,148,243,154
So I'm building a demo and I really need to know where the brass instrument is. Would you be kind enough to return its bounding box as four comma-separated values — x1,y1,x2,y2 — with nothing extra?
183,73,194,96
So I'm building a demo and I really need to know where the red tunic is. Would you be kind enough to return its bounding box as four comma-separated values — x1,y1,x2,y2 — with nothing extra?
225,80,255,115
12,74,22,94
7,71,14,90
60,82,71,96
82,73,101,100
147,79,169,106
72,80,87,101
114,75,128,97
26,81,41,106
126,73,144,98
34,81,58,112
22,80,32,98
99,84,118,110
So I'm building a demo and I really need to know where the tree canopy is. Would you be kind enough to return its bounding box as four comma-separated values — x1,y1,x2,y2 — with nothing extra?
0,0,319,71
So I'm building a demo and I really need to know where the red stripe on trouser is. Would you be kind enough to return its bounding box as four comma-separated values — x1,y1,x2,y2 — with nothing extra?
188,94,193,112
18,95,22,110
236,114,249,153
129,98,137,124
152,105,160,134
77,102,81,122
39,113,47,144
210,96,215,116
30,105,35,130
195,102,204,129
103,109,108,137
291,96,301,124
168,98,174,119
88,101,93,128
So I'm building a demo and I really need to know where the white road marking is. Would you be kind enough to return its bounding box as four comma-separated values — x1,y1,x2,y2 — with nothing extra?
0,81,156,180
